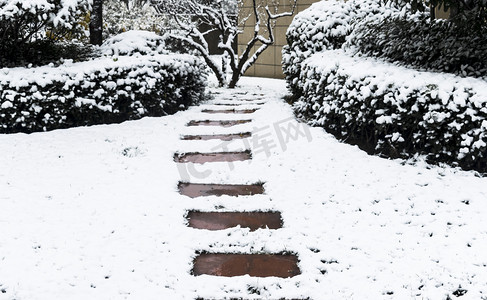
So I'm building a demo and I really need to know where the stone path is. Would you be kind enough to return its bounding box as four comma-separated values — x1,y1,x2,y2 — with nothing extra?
175,91,302,298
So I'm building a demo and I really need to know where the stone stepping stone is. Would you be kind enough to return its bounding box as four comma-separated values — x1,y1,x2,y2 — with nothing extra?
192,253,301,278
211,102,265,106
196,298,307,300
186,120,252,127
196,298,308,300
186,211,282,231
235,98,265,101
174,151,251,163
201,109,258,114
178,182,264,198
181,132,251,141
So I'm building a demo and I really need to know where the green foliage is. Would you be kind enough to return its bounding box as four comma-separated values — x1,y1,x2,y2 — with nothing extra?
281,0,397,101
103,0,172,36
1,40,94,68
387,0,487,25
347,15,487,77
0,0,91,67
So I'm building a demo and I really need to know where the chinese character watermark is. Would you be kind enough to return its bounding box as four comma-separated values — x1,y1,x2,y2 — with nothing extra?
274,117,313,151
176,117,313,181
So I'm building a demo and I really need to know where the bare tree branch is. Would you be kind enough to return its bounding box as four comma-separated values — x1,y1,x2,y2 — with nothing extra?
156,0,297,88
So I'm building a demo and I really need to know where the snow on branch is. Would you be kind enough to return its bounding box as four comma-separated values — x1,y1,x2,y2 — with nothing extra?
155,0,297,88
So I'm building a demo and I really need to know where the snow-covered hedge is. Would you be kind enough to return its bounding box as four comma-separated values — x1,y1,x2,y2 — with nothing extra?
345,15,487,78
0,0,89,27
0,53,207,133
282,0,353,97
283,0,487,171
281,0,403,98
294,50,487,172
100,30,196,58
100,30,170,56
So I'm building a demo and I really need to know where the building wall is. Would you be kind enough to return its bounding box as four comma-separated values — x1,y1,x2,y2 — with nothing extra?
238,0,318,79
435,6,450,19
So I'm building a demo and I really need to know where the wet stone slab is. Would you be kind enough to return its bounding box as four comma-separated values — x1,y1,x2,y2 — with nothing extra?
178,182,264,198
196,298,309,300
201,109,259,114
192,253,301,278
211,102,265,106
181,132,251,141
174,151,251,163
187,211,282,231
186,120,252,127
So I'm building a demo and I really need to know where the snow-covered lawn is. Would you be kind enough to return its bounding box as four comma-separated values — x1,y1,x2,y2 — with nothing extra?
1,77,486,299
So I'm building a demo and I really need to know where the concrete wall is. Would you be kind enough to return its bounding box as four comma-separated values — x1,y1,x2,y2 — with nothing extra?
238,0,318,79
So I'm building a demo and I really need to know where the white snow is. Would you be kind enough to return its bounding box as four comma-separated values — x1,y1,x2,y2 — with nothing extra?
0,76,486,299
306,50,487,105
0,54,193,89
0,0,91,26
100,30,169,57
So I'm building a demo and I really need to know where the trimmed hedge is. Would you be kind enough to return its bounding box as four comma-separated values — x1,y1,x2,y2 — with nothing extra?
282,0,353,98
283,0,487,172
345,15,487,78
281,0,404,99
294,50,487,172
0,54,207,133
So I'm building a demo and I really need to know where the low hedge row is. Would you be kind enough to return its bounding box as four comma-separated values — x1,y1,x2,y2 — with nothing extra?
294,50,487,172
0,54,207,133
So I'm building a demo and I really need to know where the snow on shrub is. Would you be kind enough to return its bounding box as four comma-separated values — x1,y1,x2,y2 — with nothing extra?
0,53,207,133
100,29,196,58
281,0,404,99
0,0,89,27
294,50,487,172
283,0,487,171
100,30,170,56
103,0,173,36
281,0,353,98
0,0,91,65
345,14,487,78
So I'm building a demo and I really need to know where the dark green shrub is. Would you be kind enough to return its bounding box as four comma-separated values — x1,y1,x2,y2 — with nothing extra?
294,50,487,173
0,54,207,133
282,0,401,101
346,15,487,78
0,0,90,67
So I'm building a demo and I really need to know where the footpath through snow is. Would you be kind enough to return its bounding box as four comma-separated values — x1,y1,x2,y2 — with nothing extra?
0,77,486,299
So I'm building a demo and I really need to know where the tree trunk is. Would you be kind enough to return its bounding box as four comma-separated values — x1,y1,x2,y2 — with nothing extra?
430,5,436,21
90,0,104,45
228,72,241,88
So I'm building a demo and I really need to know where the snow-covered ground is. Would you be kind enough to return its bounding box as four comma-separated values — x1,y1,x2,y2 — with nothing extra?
1,77,486,299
